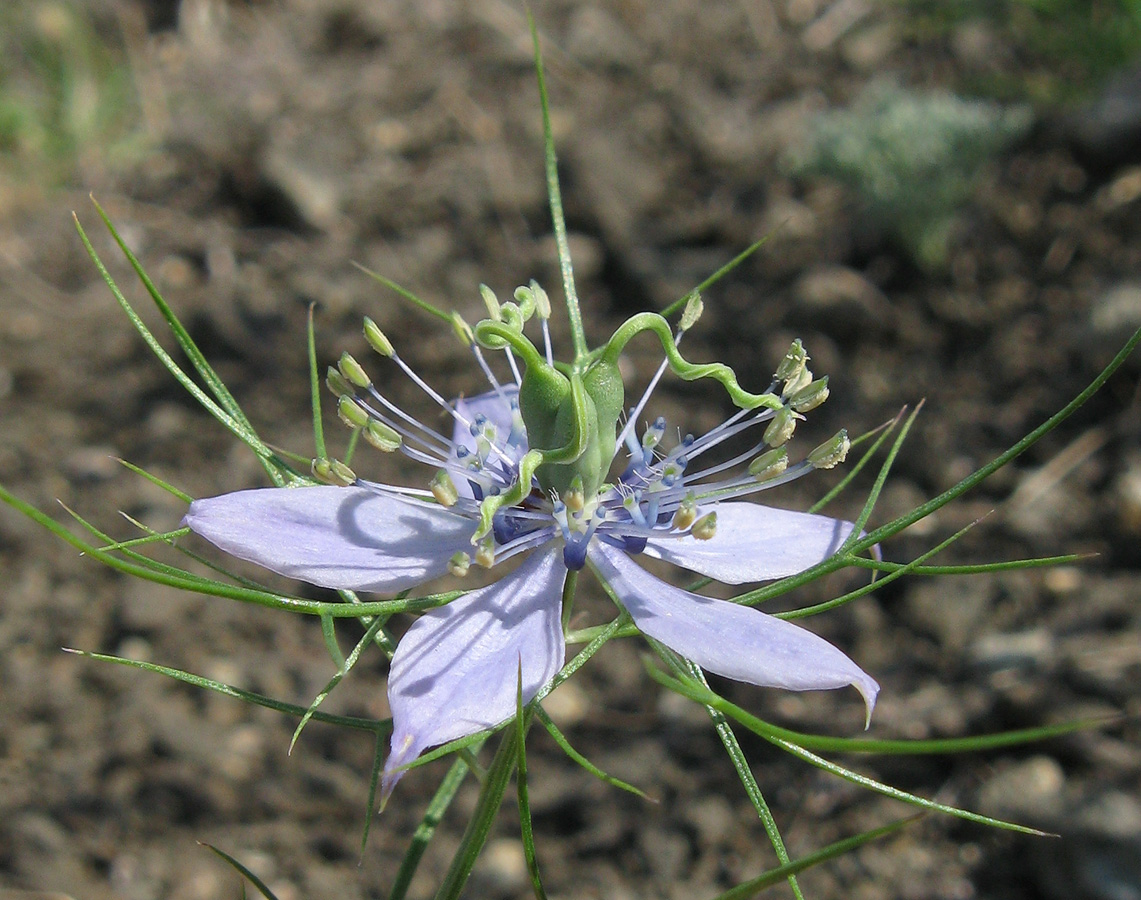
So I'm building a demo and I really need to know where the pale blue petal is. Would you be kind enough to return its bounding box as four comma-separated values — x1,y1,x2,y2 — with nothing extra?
184,485,475,593
642,501,854,584
452,387,520,455
382,545,566,799
589,543,878,717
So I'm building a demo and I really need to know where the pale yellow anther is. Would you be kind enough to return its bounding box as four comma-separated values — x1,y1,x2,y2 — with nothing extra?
430,470,459,507
474,538,495,569
362,316,394,357
338,352,372,389
479,284,502,321
691,511,717,541
337,396,370,429
672,492,698,531
363,420,402,452
326,366,354,399
679,293,704,332
807,429,850,470
529,279,551,319
748,447,789,481
784,365,813,398
448,551,471,577
774,339,808,382
790,376,829,413
450,313,475,347
563,476,585,514
763,405,797,448
312,457,357,486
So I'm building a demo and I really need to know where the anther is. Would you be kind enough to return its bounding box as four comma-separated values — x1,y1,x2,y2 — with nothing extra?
748,447,789,481
431,470,459,507
763,405,797,447
338,352,372,389
448,551,471,577
679,293,704,332
479,284,502,321
363,420,402,452
529,280,551,319
312,457,357,486
563,475,585,513
774,339,808,382
784,365,813,398
362,317,394,357
326,366,354,399
691,511,717,541
807,429,850,470
672,492,698,531
337,396,370,429
790,376,829,413
474,538,495,569
450,313,474,347
642,416,666,451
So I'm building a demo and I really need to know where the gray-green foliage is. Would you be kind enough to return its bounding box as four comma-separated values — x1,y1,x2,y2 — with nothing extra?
0,0,142,181
786,82,1032,269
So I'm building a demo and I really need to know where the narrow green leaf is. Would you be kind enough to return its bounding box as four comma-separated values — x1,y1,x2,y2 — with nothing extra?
115,458,193,503
648,663,1112,756
387,746,484,900
200,843,280,900
661,235,773,319
533,706,649,799
433,727,520,900
65,648,384,731
709,816,921,900
351,261,451,322
290,615,386,753
516,664,547,900
808,411,902,515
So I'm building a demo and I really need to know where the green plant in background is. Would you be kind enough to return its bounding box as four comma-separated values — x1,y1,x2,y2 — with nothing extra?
901,0,1141,103
3,15,1139,900
785,81,1032,269
0,0,143,183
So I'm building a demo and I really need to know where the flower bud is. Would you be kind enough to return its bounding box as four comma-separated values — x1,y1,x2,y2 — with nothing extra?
774,339,808,382
430,470,459,507
362,317,394,357
338,352,371,389
691,511,717,541
748,446,789,481
763,405,797,447
679,293,704,332
363,420,402,452
807,429,850,470
789,376,829,413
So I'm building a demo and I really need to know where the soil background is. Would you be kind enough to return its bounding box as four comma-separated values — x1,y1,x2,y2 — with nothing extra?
2,2,1141,899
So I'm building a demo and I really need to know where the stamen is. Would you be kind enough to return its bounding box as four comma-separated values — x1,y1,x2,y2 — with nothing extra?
431,470,459,507
448,551,471,577
691,512,717,541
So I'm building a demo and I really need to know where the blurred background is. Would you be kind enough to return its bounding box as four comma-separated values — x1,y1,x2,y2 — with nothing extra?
2,1,1140,898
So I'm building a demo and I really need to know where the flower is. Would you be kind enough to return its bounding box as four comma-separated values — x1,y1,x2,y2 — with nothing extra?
184,303,878,802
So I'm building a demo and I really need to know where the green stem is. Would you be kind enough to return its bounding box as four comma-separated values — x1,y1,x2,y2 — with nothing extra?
528,10,587,361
